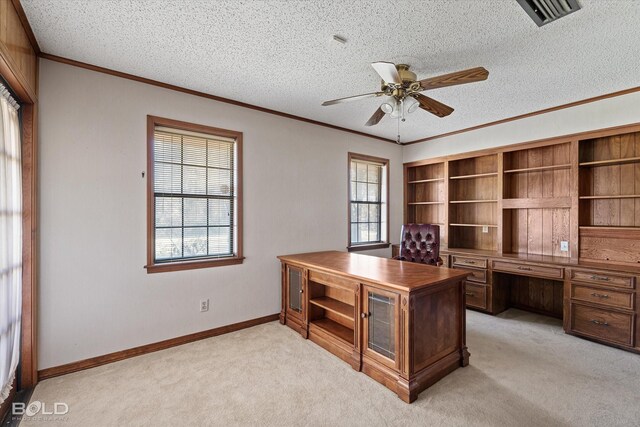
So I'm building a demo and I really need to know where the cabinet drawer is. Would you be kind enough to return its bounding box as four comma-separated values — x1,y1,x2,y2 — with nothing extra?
453,266,487,284
308,270,357,291
464,282,487,310
571,284,634,310
570,303,634,346
452,255,487,269
570,269,635,289
492,260,564,280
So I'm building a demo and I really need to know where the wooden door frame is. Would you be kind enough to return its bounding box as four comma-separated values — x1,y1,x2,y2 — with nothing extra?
0,42,38,389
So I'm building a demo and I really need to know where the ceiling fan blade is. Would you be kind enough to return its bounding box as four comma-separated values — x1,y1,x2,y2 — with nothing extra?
371,61,402,85
322,92,383,106
365,106,386,127
413,94,454,118
418,67,489,91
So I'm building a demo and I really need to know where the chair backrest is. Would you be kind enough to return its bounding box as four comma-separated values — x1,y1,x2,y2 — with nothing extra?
397,224,440,265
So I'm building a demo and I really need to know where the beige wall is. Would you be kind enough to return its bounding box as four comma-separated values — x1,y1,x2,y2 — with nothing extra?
38,59,403,369
403,90,640,162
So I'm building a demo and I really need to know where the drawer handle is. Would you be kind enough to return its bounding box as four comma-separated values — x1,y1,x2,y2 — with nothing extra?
590,292,609,299
299,289,304,293
465,292,475,296
590,319,609,326
590,275,610,282
517,266,533,271
361,312,370,319
462,260,476,264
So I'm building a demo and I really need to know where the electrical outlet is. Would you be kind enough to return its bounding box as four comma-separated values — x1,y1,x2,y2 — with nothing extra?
200,299,209,312
482,225,489,233
560,241,569,252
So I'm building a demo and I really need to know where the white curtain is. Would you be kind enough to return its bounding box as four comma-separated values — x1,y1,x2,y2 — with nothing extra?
0,83,21,403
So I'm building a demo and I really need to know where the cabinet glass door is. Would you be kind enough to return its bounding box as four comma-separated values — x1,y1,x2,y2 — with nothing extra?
288,267,303,313
366,289,397,362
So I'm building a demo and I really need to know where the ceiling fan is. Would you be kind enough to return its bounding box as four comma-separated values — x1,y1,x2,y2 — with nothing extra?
322,62,489,129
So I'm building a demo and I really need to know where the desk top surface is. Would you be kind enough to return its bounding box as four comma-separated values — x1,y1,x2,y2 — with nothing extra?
277,251,468,292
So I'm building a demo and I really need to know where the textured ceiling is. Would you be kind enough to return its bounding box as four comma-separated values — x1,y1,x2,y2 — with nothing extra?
21,0,640,142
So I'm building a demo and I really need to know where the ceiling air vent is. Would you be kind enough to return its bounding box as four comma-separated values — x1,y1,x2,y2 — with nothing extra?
516,0,581,26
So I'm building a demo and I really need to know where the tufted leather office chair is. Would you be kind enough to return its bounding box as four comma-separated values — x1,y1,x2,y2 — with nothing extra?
394,224,442,266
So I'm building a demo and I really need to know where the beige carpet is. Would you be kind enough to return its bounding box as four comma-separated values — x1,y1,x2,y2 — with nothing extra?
17,309,640,426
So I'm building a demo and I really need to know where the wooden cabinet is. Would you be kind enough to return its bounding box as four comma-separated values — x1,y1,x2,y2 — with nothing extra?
567,267,637,350
362,286,400,370
279,251,469,403
402,122,640,354
464,282,488,310
279,263,306,334
570,303,634,346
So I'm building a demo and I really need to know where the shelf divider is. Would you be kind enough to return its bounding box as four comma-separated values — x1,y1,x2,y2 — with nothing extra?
579,157,640,167
503,164,571,174
449,172,498,180
309,296,354,321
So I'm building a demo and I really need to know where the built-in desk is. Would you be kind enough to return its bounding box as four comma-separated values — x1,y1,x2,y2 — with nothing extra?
392,245,640,354
278,251,469,403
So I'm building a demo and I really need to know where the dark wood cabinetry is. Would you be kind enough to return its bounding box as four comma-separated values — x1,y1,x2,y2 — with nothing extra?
278,251,468,403
402,122,640,354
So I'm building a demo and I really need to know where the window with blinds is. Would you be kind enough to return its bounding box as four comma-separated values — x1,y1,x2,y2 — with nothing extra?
148,117,242,271
348,154,389,248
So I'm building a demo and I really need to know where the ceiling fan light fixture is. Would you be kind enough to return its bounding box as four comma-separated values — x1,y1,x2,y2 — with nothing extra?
405,97,419,114
390,100,402,119
380,102,394,114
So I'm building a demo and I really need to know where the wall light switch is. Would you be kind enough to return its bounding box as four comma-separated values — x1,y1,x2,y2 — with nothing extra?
482,225,489,233
560,241,569,252
200,299,209,312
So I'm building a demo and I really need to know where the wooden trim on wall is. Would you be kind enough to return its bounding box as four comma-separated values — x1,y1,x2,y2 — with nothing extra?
20,103,38,388
11,0,41,54
38,313,279,380
39,53,397,145
404,85,640,145
347,152,391,251
145,115,244,273
0,6,39,389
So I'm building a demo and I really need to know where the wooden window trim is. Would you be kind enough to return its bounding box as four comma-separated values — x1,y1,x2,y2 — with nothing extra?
347,152,390,251
145,116,243,273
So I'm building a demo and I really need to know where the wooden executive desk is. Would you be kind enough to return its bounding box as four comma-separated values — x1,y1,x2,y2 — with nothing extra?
278,251,469,403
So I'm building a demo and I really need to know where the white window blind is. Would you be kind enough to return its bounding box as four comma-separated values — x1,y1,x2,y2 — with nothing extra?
153,127,237,262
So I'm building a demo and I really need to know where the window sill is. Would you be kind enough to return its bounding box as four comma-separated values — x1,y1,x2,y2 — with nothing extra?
145,256,244,274
347,243,390,252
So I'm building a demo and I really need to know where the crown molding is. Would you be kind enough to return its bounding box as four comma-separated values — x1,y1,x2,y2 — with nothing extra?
403,84,640,145
39,53,398,145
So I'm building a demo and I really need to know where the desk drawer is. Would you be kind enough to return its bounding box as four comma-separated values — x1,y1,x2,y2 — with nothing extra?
308,270,357,291
492,260,564,280
464,282,487,310
453,266,487,284
570,269,635,289
571,284,634,311
570,303,634,346
452,255,487,269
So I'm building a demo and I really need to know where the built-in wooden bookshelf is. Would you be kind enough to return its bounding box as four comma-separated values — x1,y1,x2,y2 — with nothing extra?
405,162,446,240
403,123,640,267
448,154,498,252
578,131,640,265
502,143,572,258
401,123,640,354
